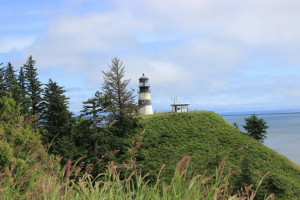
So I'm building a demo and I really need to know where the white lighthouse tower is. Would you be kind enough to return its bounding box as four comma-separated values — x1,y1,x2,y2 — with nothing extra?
138,74,153,115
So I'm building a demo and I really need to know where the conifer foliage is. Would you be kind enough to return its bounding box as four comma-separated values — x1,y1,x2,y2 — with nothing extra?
41,79,73,149
0,63,6,97
81,91,112,155
4,62,18,99
81,91,111,127
17,67,29,114
102,57,136,122
243,114,269,143
0,56,140,165
23,55,43,115
101,57,139,153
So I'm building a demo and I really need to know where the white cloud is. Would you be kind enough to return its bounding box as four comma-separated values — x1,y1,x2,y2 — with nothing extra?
0,37,35,53
26,13,137,66
6,0,299,112
120,0,300,44
26,0,300,73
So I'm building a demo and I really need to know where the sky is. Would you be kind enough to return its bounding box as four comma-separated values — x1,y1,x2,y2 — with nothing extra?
1,0,300,114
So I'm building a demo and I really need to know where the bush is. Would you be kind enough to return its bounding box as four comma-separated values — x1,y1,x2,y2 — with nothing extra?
0,96,60,197
243,114,269,143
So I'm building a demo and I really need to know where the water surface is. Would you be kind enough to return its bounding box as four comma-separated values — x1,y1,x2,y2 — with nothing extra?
222,113,300,165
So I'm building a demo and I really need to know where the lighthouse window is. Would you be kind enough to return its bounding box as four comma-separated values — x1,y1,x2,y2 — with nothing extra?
139,79,149,87
138,99,151,105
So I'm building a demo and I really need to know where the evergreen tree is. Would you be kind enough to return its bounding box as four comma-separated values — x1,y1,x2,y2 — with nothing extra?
101,57,139,152
41,79,72,143
24,55,43,115
102,57,137,124
0,63,6,97
81,91,111,128
243,114,269,143
81,91,112,155
17,67,29,115
40,79,77,159
72,117,94,156
4,62,19,102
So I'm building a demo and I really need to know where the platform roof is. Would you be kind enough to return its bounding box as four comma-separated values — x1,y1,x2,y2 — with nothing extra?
170,103,190,106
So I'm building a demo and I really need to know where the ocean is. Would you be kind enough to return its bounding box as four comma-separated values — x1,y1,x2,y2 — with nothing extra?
221,112,300,165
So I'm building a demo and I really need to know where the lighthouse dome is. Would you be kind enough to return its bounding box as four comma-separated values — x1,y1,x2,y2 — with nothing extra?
139,74,150,88
139,73,149,80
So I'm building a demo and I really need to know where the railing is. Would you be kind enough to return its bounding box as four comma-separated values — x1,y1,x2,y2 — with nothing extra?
138,89,151,93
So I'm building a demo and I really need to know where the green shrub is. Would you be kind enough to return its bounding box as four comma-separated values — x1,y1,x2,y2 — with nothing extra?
0,141,12,167
0,96,60,197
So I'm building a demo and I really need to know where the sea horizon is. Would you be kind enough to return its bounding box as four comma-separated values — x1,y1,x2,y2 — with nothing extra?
218,108,300,116
221,111,300,165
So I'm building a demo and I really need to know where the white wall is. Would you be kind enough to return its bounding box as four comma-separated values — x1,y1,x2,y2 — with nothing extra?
138,105,153,115
138,92,153,115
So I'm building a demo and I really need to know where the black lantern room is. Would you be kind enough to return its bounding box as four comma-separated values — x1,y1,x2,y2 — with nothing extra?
138,74,150,93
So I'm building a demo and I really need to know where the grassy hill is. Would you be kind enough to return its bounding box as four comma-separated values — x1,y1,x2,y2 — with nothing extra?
136,111,300,199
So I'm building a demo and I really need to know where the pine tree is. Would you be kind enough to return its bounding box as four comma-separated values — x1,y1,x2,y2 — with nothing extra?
23,55,43,115
17,67,29,115
102,57,136,124
81,91,112,155
81,91,111,128
0,63,6,97
243,114,269,143
101,57,139,152
40,79,76,159
41,79,72,143
4,62,19,102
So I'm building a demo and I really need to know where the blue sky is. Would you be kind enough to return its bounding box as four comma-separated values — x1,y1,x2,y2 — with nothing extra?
1,0,300,113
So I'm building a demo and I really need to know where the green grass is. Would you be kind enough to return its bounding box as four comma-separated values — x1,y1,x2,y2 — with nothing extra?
136,111,300,199
136,112,169,118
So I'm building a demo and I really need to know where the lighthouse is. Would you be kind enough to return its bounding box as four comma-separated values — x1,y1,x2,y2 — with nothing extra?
138,74,153,115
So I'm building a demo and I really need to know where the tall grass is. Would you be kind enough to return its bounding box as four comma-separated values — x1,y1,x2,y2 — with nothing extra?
1,156,273,199
0,131,274,199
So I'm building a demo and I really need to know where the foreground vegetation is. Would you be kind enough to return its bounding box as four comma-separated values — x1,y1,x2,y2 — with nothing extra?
0,155,273,199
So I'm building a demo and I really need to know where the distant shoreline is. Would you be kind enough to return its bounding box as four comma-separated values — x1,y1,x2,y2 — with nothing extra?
220,111,300,117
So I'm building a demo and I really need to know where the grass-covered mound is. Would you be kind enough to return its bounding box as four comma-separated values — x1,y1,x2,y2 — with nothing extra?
137,111,300,199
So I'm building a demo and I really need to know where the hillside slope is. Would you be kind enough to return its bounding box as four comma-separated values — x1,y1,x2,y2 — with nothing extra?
137,111,300,199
